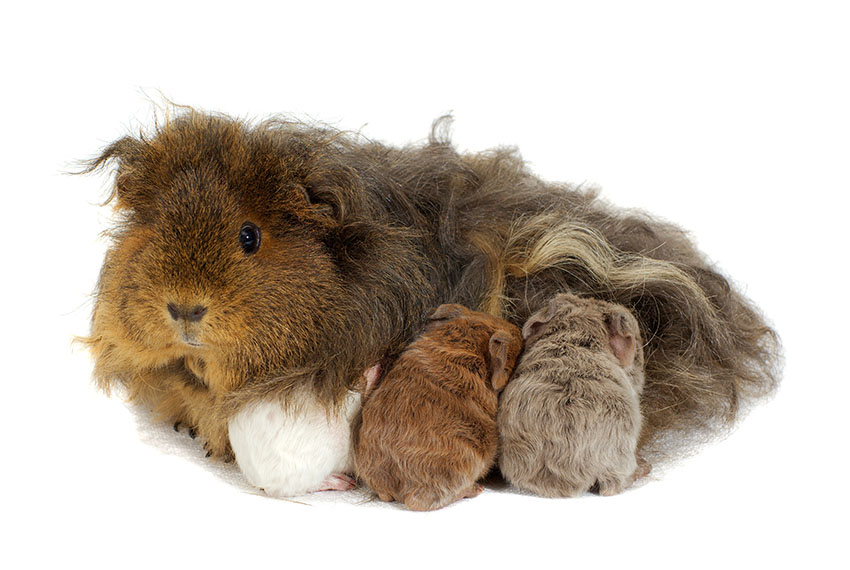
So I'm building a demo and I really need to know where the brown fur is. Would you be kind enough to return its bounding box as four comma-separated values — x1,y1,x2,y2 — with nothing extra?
354,304,523,510
498,294,648,497
81,109,779,461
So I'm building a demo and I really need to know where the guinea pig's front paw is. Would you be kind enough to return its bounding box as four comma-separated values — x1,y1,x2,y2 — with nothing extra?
314,473,357,492
173,422,198,439
202,440,234,462
363,363,382,395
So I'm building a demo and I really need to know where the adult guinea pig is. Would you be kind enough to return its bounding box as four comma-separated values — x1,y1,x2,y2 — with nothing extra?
83,110,778,473
498,293,650,497
355,304,523,511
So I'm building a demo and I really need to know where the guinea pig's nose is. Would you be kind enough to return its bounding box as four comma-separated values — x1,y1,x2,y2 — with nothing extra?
167,303,208,323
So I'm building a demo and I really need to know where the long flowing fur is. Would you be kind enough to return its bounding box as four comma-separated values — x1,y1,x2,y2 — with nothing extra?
82,109,780,458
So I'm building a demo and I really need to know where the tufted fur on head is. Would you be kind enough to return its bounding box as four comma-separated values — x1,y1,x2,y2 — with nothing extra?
81,108,779,460
355,304,523,510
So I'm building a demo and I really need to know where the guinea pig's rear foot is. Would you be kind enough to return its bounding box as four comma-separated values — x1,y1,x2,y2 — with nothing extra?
405,484,483,511
596,475,629,496
632,457,652,482
315,473,356,492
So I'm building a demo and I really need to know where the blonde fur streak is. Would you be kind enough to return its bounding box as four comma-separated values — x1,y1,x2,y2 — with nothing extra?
478,214,716,321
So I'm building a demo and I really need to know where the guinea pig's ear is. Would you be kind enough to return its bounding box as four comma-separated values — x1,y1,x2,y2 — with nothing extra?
488,330,513,391
300,160,369,229
296,182,339,227
85,136,140,172
82,136,146,211
606,310,637,368
522,298,560,341
428,304,468,322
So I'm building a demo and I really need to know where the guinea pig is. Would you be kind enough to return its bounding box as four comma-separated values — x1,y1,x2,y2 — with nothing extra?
355,304,523,511
228,390,358,496
498,293,650,497
84,110,778,477
227,364,382,496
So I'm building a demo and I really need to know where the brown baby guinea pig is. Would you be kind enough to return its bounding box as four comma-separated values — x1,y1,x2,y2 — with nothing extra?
498,293,650,498
355,304,524,511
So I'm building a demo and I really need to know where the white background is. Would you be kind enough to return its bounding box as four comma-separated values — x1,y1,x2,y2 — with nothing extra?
3,1,848,568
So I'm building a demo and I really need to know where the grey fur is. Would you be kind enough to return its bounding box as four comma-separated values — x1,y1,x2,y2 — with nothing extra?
498,293,649,497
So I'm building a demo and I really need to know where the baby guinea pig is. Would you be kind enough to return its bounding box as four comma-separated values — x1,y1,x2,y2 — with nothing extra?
355,304,523,511
228,364,381,497
498,293,650,497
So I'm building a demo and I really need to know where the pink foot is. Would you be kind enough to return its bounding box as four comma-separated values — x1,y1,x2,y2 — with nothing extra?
316,473,356,492
363,363,382,396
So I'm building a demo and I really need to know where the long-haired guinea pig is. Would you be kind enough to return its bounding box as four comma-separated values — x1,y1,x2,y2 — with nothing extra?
355,304,523,511
228,368,374,497
498,293,650,497
85,111,778,478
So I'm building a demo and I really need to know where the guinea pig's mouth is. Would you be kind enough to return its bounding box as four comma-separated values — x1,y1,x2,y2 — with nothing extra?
179,332,205,348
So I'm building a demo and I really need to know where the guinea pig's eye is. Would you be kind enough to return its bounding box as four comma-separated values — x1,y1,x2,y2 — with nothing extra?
239,222,261,255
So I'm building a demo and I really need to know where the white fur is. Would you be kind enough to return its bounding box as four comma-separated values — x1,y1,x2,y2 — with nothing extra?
228,390,361,497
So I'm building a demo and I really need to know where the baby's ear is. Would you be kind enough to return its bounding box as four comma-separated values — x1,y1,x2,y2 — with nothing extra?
428,304,468,322
522,298,561,340
488,330,513,391
606,309,637,367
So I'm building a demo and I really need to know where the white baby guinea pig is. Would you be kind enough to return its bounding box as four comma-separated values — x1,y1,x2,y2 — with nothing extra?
228,388,362,497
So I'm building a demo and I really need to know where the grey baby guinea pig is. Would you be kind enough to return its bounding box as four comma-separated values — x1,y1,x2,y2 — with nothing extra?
498,293,650,497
